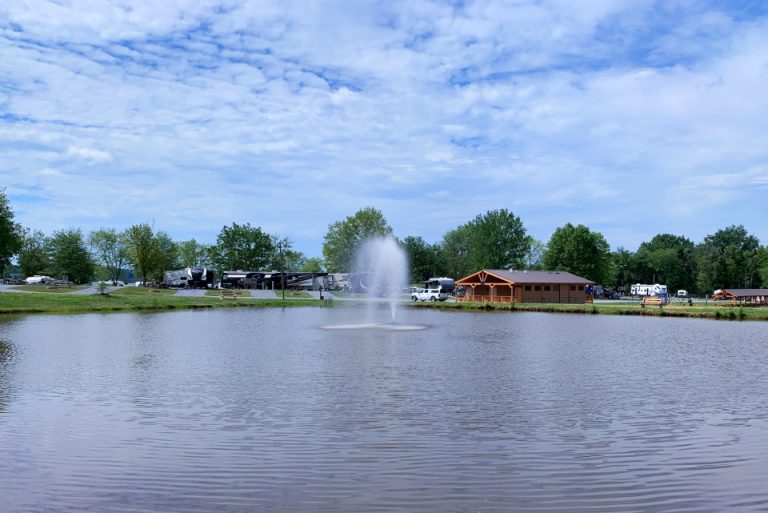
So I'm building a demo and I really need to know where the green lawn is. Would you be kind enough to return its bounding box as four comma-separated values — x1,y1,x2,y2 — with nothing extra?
1,290,766,321
11,284,90,293
0,290,322,315
410,299,768,321
331,291,367,299
278,290,312,299
111,287,177,296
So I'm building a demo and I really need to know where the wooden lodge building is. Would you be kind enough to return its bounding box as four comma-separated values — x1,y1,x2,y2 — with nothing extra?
711,289,768,307
456,269,594,304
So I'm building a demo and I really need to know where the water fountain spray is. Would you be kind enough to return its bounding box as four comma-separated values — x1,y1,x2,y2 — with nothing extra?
353,236,409,322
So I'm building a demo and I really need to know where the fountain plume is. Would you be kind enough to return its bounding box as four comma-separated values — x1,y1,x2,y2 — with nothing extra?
352,236,409,322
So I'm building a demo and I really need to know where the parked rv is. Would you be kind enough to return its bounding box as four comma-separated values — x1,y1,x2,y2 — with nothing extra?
186,267,214,288
630,283,668,296
24,275,55,285
424,277,456,295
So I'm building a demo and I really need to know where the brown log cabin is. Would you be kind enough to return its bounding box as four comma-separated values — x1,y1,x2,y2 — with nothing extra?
455,269,594,304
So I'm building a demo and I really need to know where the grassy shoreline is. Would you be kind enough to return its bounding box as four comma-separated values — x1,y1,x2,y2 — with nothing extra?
411,300,768,321
1,291,767,321
0,290,326,315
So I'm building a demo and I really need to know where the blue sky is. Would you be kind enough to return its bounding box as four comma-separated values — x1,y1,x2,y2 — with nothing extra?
1,0,767,257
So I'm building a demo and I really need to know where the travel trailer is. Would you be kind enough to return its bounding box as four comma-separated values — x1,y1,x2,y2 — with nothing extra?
630,283,668,296
24,275,55,285
424,277,456,295
162,267,214,288
186,267,214,288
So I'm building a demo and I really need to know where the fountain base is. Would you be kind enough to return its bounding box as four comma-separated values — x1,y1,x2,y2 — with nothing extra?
320,323,429,332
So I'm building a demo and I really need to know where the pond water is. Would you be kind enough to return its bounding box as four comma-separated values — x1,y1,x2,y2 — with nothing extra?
1,306,767,512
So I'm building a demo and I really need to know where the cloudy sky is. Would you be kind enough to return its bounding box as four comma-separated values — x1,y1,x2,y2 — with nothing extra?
2,0,767,256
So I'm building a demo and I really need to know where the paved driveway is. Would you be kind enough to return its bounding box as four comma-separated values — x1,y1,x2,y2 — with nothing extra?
0,284,34,293
174,289,204,297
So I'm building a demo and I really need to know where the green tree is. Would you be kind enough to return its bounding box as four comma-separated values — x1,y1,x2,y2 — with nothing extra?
302,257,325,272
524,238,545,269
17,229,49,278
322,207,393,272
439,224,473,278
124,224,162,285
177,239,212,268
266,236,304,272
89,228,128,285
635,234,696,292
154,231,178,279
542,223,612,283
402,235,441,283
611,247,641,291
695,225,761,291
47,229,94,284
465,209,529,271
210,222,274,271
0,189,23,269
758,246,768,287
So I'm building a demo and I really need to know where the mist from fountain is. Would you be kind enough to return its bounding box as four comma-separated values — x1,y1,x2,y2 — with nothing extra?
320,235,429,331
353,236,409,323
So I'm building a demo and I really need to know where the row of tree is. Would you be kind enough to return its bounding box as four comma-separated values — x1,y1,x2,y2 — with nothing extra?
8,223,314,285
323,207,768,294
2,190,767,292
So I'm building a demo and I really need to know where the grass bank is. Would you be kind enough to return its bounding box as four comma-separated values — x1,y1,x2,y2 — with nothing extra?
409,300,768,321
11,285,90,293
0,290,329,315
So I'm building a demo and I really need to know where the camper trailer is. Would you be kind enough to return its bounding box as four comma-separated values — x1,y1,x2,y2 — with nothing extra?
630,283,668,296
220,271,254,289
24,275,55,285
162,269,188,288
186,267,214,288
327,273,351,291
424,277,456,295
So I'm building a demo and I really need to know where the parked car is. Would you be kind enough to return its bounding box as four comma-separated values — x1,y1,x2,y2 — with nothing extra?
411,288,449,302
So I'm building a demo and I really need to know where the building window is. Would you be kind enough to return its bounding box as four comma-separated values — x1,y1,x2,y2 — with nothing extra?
570,285,576,291
534,285,541,291
553,285,559,291
578,285,584,290
525,285,531,291
544,285,551,291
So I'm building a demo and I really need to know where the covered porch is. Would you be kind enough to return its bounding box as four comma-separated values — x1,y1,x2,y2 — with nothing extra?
456,270,520,303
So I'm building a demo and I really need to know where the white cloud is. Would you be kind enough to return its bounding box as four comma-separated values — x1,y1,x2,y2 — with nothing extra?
66,145,113,163
0,1,767,253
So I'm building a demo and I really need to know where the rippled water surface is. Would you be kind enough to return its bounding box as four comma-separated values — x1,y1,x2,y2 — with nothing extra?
1,306,767,512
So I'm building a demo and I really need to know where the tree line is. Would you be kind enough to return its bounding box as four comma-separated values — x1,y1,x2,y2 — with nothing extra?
2,190,767,292
323,207,768,294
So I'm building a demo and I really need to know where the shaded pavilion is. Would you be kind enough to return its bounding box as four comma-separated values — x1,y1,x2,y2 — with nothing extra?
455,269,594,304
711,289,768,307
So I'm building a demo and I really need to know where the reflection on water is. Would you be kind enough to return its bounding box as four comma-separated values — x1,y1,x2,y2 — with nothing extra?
0,308,767,512
321,322,429,331
0,340,14,413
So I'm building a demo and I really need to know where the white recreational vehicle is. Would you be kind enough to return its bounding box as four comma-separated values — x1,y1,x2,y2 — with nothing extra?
630,283,668,296
24,275,55,285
